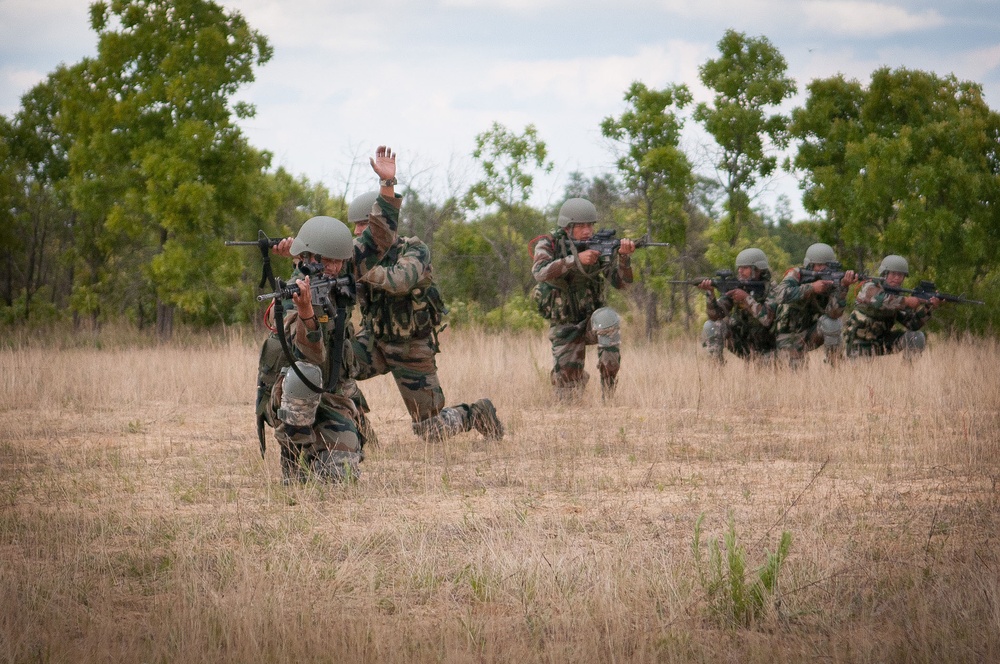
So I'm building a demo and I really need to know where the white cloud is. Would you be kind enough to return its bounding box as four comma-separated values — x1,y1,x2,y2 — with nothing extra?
800,1,946,37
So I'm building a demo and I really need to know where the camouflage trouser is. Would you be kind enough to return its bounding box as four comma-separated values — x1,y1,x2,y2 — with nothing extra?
268,373,363,483
776,315,842,369
702,319,776,364
353,329,446,422
353,329,503,441
845,330,925,359
548,317,620,396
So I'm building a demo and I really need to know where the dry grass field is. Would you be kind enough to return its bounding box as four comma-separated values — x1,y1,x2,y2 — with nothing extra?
1,325,998,662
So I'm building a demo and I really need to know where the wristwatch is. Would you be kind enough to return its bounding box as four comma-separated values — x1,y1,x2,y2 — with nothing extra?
379,177,397,187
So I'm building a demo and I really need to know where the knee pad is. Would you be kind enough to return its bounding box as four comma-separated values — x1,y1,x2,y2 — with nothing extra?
278,362,323,426
702,319,724,345
902,330,926,356
818,315,842,347
591,307,621,347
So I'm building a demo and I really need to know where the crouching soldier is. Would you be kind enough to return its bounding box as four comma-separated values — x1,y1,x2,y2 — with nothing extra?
844,254,939,359
263,146,400,482
699,247,776,363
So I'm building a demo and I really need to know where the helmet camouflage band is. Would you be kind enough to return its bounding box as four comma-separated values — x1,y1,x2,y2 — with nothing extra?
735,247,769,271
347,191,380,224
878,254,909,277
290,216,354,260
557,198,598,228
804,242,837,268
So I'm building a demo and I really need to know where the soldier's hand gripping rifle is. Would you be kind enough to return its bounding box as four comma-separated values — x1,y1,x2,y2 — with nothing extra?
882,280,984,305
225,230,282,290
668,269,769,300
573,228,671,258
798,261,870,287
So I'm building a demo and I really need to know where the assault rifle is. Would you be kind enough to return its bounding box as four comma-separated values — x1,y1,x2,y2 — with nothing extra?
798,261,870,286
257,266,355,306
225,230,283,290
668,269,769,300
881,280,984,305
573,229,671,257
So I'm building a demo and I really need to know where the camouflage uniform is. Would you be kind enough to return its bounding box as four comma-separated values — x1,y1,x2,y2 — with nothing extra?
353,226,503,442
843,280,934,357
263,195,399,482
703,279,777,362
769,266,848,368
531,228,633,397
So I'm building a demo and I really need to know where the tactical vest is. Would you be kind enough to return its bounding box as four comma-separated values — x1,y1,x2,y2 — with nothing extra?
531,230,607,323
360,237,448,342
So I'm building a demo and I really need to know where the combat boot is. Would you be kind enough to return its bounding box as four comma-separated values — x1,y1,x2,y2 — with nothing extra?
469,398,504,440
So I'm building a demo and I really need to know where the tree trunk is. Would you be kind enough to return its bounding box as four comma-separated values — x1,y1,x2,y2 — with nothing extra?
156,300,174,340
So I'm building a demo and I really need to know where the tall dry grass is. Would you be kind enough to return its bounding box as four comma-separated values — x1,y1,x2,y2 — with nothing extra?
1,326,998,662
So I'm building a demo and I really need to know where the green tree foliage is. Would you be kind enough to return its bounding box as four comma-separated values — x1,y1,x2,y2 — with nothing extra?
1,72,77,323
60,0,273,334
695,30,797,250
464,122,552,308
788,67,1000,331
601,81,696,335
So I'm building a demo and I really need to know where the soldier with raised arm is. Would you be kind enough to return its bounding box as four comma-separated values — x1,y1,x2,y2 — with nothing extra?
347,190,503,442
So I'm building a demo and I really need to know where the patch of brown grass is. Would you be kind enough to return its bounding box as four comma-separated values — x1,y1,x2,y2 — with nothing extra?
1,327,998,662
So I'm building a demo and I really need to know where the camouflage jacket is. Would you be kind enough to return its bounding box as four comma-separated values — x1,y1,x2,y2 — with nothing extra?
531,228,633,324
705,280,777,349
843,280,933,345
276,193,400,392
769,266,848,335
357,234,446,342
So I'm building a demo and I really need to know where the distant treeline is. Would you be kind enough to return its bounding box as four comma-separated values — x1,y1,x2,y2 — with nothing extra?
2,1,997,337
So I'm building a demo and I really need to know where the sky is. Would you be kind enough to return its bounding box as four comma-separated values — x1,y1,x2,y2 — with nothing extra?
2,0,999,220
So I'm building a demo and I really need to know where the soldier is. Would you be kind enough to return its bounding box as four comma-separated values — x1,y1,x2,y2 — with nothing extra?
770,242,858,368
844,254,940,359
698,247,776,363
531,197,635,400
264,145,400,483
347,191,504,442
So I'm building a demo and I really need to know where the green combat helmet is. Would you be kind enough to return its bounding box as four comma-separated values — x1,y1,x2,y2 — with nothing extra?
735,247,769,271
347,191,379,224
591,307,621,348
558,198,598,228
290,216,353,260
878,254,909,276
804,243,837,268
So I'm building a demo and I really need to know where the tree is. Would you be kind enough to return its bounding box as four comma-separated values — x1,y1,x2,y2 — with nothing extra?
694,29,797,250
788,67,1000,331
601,81,695,335
63,0,273,335
464,122,552,309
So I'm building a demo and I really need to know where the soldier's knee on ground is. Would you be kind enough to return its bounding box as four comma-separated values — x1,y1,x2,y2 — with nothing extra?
311,449,361,483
